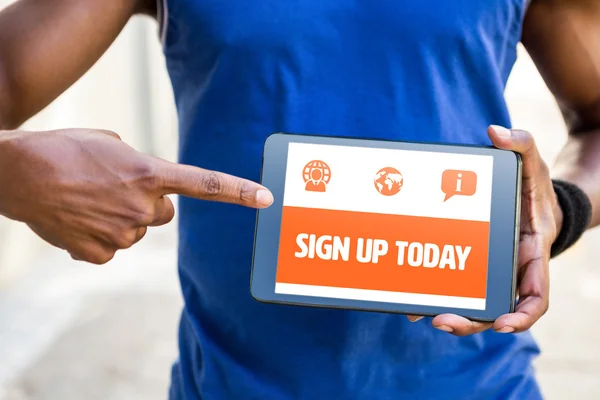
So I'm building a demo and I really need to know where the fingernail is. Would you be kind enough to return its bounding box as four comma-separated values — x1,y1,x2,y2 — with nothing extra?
410,316,424,322
436,325,453,333
496,326,515,333
256,189,274,207
491,125,512,137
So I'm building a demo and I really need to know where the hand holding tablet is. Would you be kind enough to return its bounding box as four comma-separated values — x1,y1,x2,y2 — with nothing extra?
252,127,556,333
431,126,559,335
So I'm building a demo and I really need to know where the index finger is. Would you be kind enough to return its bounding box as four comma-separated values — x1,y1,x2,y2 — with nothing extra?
155,160,274,208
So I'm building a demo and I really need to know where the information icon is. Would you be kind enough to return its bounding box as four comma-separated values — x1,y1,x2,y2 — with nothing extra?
441,170,477,201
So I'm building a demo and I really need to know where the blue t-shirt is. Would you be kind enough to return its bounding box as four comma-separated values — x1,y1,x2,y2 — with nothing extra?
160,1,542,399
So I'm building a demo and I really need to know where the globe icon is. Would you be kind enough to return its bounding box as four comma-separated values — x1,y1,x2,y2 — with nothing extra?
374,167,403,196
303,160,331,182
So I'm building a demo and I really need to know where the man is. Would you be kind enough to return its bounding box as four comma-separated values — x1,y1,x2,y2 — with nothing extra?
0,0,599,398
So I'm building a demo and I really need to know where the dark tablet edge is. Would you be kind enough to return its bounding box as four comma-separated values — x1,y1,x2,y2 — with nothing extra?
250,131,522,323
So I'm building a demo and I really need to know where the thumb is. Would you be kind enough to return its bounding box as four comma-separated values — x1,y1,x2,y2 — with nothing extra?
488,125,542,178
154,159,274,208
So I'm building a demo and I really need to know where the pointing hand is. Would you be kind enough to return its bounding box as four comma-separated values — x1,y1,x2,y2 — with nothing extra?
0,129,273,264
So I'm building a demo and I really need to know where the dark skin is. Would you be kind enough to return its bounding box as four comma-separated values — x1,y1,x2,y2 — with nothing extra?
0,0,274,263
411,0,600,335
0,0,598,336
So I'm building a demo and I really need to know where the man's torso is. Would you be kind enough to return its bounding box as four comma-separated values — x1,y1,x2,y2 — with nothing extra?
159,1,542,398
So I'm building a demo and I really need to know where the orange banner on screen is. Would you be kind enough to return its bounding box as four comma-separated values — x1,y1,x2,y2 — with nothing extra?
276,207,489,302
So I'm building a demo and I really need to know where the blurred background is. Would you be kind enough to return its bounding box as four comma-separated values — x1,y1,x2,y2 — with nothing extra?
0,4,599,400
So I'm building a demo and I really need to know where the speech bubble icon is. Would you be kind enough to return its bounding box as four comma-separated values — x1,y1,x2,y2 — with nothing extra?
441,170,477,202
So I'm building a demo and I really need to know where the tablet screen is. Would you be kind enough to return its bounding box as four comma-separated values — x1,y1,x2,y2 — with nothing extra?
274,142,494,311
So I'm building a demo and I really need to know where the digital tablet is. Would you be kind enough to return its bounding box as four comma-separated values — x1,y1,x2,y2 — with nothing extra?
251,132,521,322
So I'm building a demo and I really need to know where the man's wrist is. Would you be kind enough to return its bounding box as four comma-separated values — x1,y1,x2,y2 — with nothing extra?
0,137,8,217
0,130,20,217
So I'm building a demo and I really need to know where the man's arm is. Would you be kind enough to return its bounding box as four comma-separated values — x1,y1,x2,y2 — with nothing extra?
523,0,600,229
0,0,273,265
423,0,600,334
0,0,156,129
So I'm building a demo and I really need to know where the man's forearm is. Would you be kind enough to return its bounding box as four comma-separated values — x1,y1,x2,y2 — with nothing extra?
0,0,150,129
522,0,600,236
552,129,600,229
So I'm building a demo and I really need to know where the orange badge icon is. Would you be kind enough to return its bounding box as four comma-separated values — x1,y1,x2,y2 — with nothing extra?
441,170,477,201
374,167,403,196
303,160,331,192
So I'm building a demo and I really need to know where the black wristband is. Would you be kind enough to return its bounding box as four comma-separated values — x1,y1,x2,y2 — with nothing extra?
550,179,592,258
